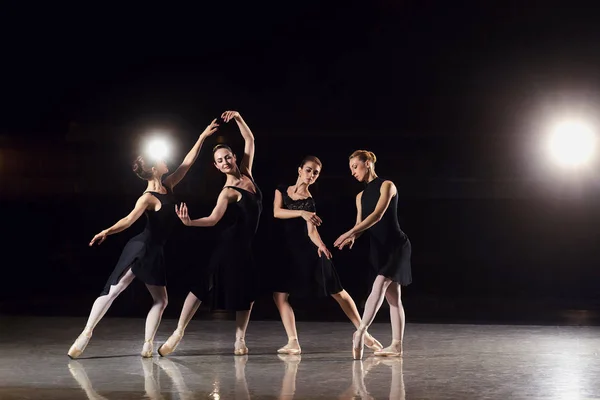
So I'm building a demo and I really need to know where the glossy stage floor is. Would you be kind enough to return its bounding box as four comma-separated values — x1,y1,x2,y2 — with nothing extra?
2,316,600,399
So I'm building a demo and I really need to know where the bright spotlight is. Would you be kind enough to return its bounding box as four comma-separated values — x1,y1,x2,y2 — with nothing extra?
146,137,170,161
548,120,596,167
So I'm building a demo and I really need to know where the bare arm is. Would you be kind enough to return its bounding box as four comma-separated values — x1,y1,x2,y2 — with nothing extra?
89,194,152,245
177,189,238,227
307,220,333,259
353,192,365,239
307,222,326,248
223,111,255,177
163,119,219,189
273,189,322,225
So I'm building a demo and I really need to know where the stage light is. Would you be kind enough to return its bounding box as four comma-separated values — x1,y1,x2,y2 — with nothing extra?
146,137,170,161
547,120,596,167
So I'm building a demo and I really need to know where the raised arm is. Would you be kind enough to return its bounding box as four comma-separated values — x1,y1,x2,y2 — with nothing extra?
176,188,238,227
334,182,396,249
163,119,219,190
273,188,322,225
222,111,255,177
89,193,152,246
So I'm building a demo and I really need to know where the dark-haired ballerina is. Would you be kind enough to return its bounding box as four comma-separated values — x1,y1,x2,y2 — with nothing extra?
67,119,219,359
272,156,382,355
158,110,261,356
334,150,412,360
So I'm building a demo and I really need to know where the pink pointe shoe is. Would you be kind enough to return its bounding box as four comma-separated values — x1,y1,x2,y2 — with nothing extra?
68,331,92,359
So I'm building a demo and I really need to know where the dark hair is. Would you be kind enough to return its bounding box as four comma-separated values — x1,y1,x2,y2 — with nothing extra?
132,155,154,180
213,144,233,155
299,155,322,168
349,149,377,164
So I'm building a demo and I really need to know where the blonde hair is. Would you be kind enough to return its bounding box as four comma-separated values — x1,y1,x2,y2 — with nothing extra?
349,150,377,164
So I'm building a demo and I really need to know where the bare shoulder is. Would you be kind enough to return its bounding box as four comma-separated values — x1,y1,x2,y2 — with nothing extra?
221,187,242,202
356,191,364,200
135,192,157,211
138,192,154,203
381,180,397,195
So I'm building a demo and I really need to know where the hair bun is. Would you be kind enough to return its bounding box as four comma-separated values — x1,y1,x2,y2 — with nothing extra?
132,156,153,180
369,151,377,163
132,157,143,172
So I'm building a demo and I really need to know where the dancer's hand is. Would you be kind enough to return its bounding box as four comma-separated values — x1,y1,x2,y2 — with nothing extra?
200,119,219,138
301,211,322,226
221,110,241,122
89,230,108,246
334,231,356,250
175,202,192,226
317,245,332,259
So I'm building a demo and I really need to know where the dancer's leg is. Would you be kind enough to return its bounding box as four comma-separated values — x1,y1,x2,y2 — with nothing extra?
141,284,168,357
352,275,392,359
84,269,137,333
273,292,301,354
234,302,253,355
158,292,201,356
68,269,136,358
331,290,382,351
375,282,404,356
331,290,361,327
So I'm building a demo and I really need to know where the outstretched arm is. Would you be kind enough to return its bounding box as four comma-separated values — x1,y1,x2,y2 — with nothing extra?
222,111,255,177
176,189,237,227
273,189,322,225
163,119,219,190
90,193,152,246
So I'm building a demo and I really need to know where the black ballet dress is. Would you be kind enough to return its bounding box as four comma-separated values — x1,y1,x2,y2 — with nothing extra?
361,177,412,285
273,185,344,297
191,175,263,311
100,186,179,295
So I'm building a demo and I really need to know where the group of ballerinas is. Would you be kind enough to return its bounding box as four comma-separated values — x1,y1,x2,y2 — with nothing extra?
67,111,412,361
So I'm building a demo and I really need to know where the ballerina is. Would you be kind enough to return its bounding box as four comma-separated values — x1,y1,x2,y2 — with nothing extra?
334,150,412,360
158,111,262,356
67,119,219,359
272,155,382,355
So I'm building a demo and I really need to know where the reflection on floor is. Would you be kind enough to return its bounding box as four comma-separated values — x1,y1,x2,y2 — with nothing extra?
1,316,600,399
